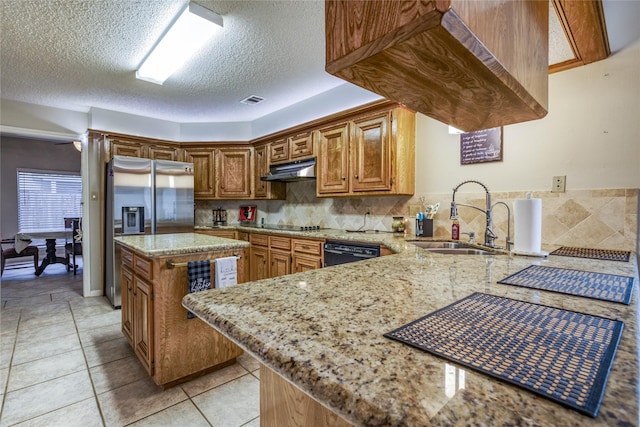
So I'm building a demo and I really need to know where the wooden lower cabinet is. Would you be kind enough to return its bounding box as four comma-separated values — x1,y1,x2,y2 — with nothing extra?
117,243,247,387
133,275,154,374
270,250,291,278
293,254,322,273
292,238,324,273
260,365,351,427
121,266,134,344
249,233,325,279
197,229,237,240
250,245,269,281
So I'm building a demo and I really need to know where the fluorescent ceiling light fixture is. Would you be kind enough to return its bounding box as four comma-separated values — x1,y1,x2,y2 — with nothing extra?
136,2,223,85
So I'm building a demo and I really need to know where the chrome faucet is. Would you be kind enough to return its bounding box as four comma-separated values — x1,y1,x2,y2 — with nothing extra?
450,180,497,248
491,201,513,251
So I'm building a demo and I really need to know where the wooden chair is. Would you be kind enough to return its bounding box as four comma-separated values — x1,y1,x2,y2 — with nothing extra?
64,219,82,275
1,238,39,276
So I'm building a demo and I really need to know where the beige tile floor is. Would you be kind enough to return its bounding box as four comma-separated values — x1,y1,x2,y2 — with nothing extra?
0,261,261,426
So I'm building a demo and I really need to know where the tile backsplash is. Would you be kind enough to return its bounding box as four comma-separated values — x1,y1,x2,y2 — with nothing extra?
196,183,638,252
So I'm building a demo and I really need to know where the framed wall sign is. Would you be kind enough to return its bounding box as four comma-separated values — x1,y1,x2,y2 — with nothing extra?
460,127,503,165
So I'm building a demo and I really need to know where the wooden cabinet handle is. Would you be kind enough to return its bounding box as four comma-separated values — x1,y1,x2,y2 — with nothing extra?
354,175,359,179
341,177,346,180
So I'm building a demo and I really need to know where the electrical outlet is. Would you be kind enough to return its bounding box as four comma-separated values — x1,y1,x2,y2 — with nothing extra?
552,176,566,193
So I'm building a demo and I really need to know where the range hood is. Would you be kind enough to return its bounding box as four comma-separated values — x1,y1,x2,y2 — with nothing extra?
261,158,316,182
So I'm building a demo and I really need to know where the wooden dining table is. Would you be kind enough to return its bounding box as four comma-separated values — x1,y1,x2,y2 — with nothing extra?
17,230,73,276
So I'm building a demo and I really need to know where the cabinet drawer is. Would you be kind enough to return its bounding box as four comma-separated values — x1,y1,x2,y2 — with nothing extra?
269,236,291,251
289,132,313,159
269,139,289,163
133,254,153,281
121,248,134,269
250,233,269,247
199,230,236,239
292,239,323,256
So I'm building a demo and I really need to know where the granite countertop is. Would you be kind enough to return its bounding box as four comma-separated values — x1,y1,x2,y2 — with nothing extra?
114,232,249,257
184,227,639,426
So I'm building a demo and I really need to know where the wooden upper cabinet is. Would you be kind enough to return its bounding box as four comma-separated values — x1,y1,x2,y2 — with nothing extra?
317,107,415,197
269,132,314,164
184,148,215,199
317,123,350,195
254,144,285,200
254,144,269,198
325,0,549,132
351,112,391,192
108,136,180,161
289,132,314,160
148,145,179,161
111,140,143,158
217,147,252,199
269,138,289,164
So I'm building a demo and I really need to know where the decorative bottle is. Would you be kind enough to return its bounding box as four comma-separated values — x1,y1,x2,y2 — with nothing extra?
451,219,460,240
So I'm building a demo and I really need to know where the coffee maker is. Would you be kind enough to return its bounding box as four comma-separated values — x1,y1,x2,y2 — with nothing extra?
212,208,227,226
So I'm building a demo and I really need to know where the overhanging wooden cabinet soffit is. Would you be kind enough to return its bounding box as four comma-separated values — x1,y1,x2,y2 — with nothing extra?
325,0,549,132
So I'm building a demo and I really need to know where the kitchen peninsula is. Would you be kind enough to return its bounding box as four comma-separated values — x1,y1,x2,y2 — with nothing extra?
183,230,639,426
114,232,249,387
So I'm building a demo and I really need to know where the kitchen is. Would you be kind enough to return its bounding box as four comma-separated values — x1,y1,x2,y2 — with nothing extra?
1,0,639,426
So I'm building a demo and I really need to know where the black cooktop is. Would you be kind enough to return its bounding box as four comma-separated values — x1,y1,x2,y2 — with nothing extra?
242,223,325,232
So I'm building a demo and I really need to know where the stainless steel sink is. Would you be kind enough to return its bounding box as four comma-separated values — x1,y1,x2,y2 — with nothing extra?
409,241,469,249
409,241,497,255
425,248,494,255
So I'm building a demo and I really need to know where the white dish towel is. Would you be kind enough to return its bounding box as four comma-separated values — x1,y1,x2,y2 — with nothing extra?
215,256,237,288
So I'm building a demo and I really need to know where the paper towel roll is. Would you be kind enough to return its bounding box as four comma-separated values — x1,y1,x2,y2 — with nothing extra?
514,195,542,254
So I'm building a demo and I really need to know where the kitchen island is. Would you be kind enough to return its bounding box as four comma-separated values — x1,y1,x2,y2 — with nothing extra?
114,232,249,387
183,232,638,426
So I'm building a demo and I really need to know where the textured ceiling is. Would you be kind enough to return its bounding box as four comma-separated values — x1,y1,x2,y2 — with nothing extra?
0,1,624,125
0,0,346,123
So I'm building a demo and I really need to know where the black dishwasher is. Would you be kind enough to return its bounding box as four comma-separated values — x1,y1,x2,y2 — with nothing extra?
323,241,381,267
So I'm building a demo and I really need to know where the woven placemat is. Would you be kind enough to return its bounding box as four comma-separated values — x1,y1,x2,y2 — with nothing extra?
498,265,634,305
551,246,631,262
384,293,624,417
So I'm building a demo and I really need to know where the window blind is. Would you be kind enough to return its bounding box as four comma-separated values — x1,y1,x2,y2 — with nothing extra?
17,170,82,232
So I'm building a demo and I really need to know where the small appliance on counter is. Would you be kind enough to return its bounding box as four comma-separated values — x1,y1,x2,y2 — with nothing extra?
212,207,227,226
239,205,257,224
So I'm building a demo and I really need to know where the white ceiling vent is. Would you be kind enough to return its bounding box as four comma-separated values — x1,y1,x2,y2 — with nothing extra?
240,95,265,105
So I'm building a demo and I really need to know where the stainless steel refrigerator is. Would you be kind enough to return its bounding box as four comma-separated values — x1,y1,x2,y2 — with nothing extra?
105,156,194,308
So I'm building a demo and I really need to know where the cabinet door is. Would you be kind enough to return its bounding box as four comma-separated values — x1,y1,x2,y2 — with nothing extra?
270,250,291,278
254,144,286,200
112,140,143,158
289,132,313,160
269,138,289,163
317,123,350,195
293,255,322,273
121,266,134,345
134,277,154,375
351,112,392,192
184,149,215,199
218,148,252,198
250,246,269,281
254,144,269,198
148,145,178,161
